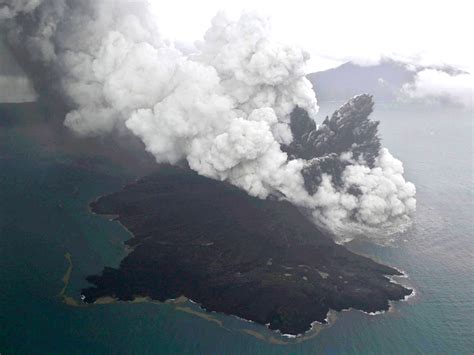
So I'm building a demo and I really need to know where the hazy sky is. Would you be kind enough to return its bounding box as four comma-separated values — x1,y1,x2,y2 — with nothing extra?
149,0,473,72
1,0,471,105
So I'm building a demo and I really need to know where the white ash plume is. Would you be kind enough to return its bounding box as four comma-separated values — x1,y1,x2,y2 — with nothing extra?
2,0,416,240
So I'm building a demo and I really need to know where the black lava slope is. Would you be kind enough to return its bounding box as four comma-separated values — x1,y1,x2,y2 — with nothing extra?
82,166,411,336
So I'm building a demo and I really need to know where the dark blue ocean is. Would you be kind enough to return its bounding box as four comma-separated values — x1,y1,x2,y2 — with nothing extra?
1,102,472,354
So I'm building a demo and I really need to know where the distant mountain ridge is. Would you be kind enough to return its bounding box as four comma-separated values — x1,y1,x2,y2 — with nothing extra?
308,61,415,102
307,60,466,103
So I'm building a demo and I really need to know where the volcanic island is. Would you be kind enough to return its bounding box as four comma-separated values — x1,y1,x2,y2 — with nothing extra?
81,95,412,336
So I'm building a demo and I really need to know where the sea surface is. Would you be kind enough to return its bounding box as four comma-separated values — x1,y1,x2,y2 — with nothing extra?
0,102,472,354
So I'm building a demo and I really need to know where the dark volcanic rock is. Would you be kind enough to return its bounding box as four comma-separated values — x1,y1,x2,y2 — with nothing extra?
82,166,411,336
284,94,381,195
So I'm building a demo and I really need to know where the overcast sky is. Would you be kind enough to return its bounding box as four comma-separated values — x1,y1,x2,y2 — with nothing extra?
1,0,471,105
149,0,473,72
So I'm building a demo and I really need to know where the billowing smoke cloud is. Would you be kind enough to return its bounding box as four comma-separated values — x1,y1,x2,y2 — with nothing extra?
310,149,416,241
0,37,37,102
402,69,473,108
1,0,416,240
0,75,37,102
285,95,416,241
0,0,42,19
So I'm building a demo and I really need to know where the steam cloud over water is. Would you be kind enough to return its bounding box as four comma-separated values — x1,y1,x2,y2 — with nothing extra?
402,69,473,108
1,0,416,241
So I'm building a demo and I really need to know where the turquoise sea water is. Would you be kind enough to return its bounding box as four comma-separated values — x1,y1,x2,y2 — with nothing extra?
1,103,473,354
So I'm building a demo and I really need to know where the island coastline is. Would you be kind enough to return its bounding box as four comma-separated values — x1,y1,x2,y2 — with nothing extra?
79,168,413,337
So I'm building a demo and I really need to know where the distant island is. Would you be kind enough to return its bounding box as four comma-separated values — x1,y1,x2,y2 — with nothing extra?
307,59,466,103
82,165,412,336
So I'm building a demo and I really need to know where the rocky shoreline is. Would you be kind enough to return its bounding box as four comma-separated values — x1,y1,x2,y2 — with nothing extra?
81,166,412,335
